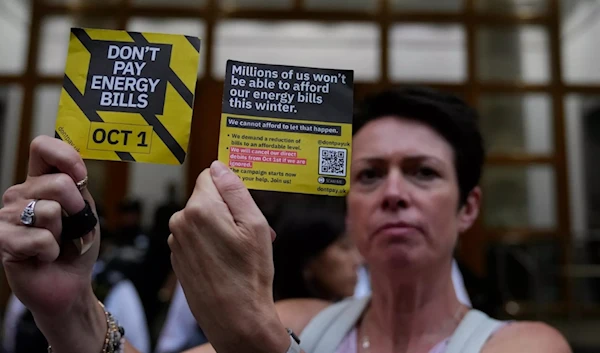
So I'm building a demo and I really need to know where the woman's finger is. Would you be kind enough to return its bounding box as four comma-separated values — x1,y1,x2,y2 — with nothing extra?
27,135,87,182
0,222,60,263
167,232,181,253
19,173,85,216
209,161,266,229
0,199,63,240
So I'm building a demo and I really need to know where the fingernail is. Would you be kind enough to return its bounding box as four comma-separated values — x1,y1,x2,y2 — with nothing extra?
210,160,229,177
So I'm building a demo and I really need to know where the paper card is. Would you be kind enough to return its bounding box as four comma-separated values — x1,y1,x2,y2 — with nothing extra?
218,60,354,196
54,28,201,165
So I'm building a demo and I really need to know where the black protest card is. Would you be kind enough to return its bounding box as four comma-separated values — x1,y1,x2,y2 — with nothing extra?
217,60,354,196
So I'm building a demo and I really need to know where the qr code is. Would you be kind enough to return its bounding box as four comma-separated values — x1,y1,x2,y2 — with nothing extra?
319,147,347,177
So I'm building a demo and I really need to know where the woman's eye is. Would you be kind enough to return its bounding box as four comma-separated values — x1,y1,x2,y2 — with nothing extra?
415,167,439,180
357,168,380,183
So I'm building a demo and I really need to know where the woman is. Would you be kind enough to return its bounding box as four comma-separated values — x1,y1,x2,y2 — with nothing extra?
0,87,570,353
271,196,361,302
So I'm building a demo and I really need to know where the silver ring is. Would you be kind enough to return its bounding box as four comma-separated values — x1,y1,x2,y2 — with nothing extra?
20,199,39,226
76,176,88,191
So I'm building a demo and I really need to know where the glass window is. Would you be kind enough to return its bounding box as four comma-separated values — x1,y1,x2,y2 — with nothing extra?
38,16,117,76
213,20,380,82
479,94,553,155
128,17,206,77
37,16,75,75
219,0,293,10
389,24,466,83
565,95,600,233
0,0,31,74
390,0,462,12
45,0,119,4
561,0,600,83
305,0,377,11
482,165,557,229
0,85,23,195
132,0,205,7
477,26,550,83
128,161,187,229
32,85,61,140
476,0,547,15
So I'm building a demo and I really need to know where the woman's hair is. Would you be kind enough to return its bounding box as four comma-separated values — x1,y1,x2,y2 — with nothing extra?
271,195,347,301
353,86,485,206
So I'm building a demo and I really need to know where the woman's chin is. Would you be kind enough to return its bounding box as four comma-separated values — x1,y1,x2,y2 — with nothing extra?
368,244,428,271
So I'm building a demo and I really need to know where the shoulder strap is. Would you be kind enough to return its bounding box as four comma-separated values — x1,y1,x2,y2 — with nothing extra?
299,296,370,353
445,309,505,353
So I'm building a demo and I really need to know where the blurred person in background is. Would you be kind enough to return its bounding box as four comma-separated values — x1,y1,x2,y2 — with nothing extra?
152,183,183,240
110,198,163,332
271,196,362,302
135,183,185,343
113,199,149,254
154,283,207,353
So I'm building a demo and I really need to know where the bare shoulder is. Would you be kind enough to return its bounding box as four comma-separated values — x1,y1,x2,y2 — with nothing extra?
275,298,332,335
483,321,572,353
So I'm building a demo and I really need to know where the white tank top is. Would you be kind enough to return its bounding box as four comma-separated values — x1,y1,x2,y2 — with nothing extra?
332,322,508,353
299,297,508,353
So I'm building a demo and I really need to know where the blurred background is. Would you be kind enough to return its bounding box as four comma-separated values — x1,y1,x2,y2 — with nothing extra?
1,0,600,352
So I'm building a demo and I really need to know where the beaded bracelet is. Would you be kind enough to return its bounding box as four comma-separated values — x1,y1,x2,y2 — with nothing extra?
47,301,125,353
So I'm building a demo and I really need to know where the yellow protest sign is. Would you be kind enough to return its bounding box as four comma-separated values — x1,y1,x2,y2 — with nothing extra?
55,28,201,165
218,60,354,197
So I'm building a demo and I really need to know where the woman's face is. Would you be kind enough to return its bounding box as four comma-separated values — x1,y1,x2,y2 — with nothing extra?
305,235,362,300
346,116,480,271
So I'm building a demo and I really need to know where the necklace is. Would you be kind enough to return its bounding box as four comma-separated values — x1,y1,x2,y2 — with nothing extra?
359,305,467,353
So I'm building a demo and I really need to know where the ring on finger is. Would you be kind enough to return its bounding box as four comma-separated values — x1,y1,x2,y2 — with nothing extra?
20,199,39,226
76,176,88,192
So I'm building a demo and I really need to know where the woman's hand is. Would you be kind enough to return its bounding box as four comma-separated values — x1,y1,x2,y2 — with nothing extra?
0,136,106,353
168,161,290,353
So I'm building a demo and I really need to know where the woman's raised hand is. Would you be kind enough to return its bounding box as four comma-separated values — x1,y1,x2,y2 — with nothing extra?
0,135,106,353
168,161,290,353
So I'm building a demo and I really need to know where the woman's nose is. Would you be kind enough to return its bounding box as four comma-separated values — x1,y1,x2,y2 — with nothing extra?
381,169,410,211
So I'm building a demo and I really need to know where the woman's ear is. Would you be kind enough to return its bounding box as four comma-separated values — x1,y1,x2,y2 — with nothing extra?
457,186,481,234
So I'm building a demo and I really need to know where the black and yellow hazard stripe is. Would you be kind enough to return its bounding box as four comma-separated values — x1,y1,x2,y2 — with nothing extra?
55,27,200,165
